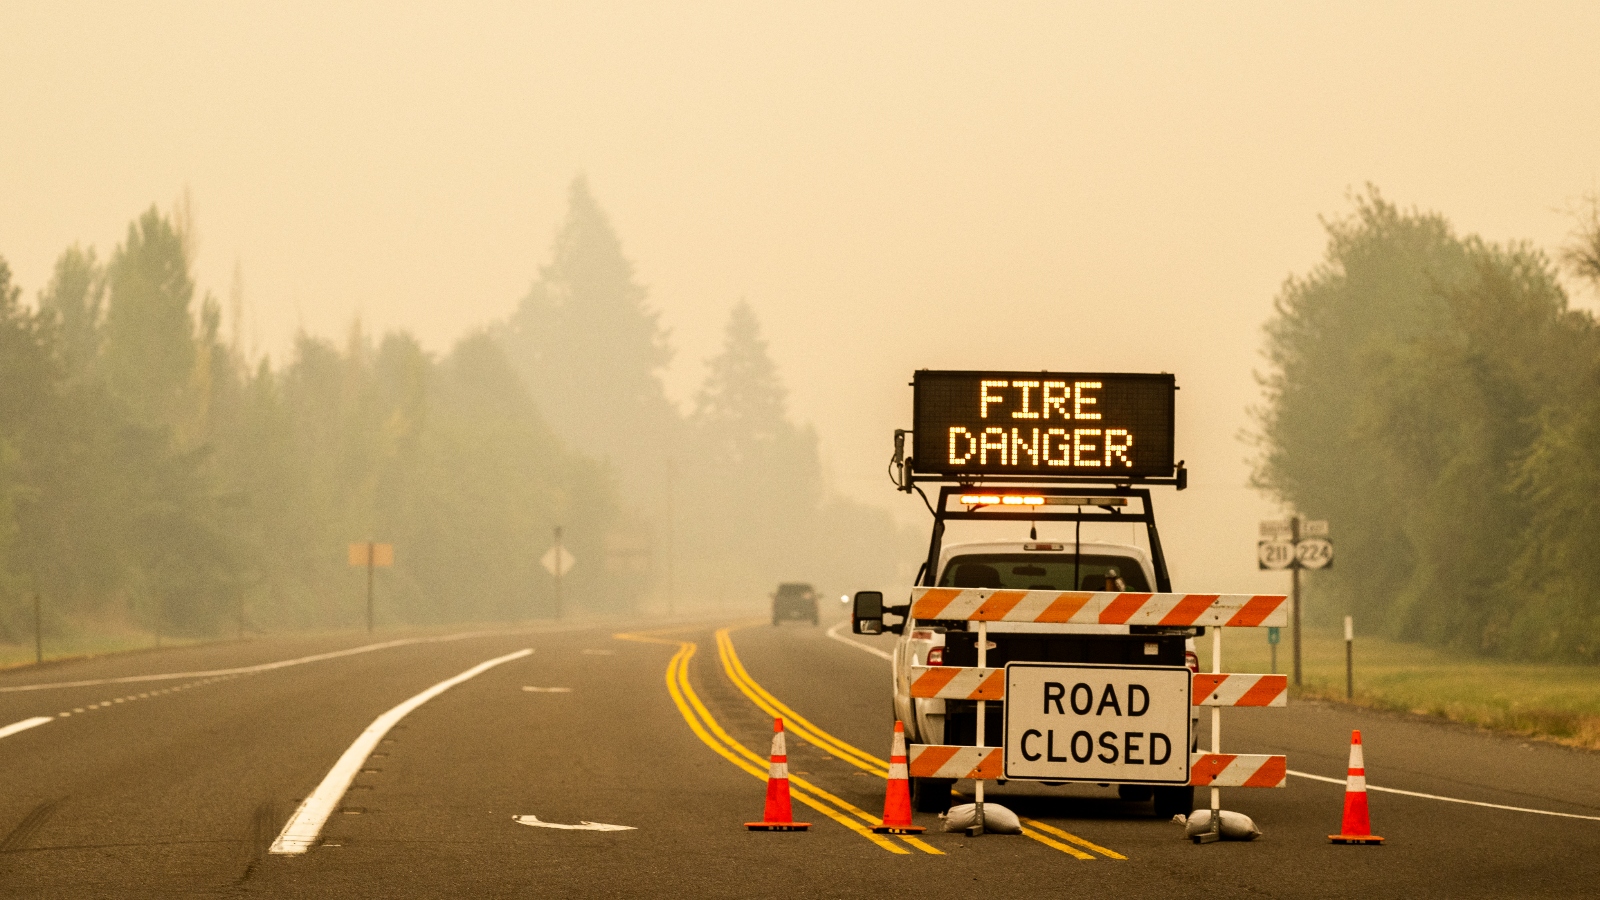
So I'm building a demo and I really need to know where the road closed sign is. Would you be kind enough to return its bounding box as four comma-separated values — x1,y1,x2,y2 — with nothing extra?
1003,663,1191,784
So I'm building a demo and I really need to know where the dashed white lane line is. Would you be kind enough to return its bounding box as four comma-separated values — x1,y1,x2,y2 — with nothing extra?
0,631,497,694
269,648,533,855
0,676,247,739
1289,769,1600,822
824,620,893,661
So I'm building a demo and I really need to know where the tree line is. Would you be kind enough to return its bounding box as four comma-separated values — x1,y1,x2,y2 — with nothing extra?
0,205,623,642
0,180,909,644
1254,188,1600,662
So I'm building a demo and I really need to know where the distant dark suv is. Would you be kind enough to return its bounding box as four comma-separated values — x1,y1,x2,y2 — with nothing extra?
771,583,820,626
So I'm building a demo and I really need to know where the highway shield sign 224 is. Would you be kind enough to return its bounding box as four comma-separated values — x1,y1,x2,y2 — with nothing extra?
1003,663,1191,784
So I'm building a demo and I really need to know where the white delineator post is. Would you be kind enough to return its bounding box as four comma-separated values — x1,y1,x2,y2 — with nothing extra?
972,619,988,836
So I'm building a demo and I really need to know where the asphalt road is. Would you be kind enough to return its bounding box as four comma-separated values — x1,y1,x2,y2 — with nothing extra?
0,616,1596,898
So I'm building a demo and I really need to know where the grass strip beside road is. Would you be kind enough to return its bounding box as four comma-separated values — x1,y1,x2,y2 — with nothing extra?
1206,626,1600,750
615,629,909,855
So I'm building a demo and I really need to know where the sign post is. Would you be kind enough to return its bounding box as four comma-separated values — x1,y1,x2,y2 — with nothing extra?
349,542,394,633
1259,518,1332,688
541,528,576,619
1292,517,1302,688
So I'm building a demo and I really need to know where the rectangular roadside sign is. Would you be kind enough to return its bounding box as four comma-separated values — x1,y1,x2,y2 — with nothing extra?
348,542,394,567
1003,662,1191,784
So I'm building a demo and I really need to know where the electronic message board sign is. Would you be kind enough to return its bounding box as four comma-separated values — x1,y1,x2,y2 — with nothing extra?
911,371,1175,480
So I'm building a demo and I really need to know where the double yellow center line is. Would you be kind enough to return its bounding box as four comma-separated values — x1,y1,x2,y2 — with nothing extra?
714,627,1124,860
621,624,1125,860
616,628,922,854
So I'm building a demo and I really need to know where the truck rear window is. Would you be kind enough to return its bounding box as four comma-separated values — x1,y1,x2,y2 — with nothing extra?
937,554,1150,592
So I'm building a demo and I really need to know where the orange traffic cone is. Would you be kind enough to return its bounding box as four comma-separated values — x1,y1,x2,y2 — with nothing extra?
746,718,810,831
1329,730,1384,844
873,721,925,834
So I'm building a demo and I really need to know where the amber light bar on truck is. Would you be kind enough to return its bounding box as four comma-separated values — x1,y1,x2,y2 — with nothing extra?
958,494,1129,508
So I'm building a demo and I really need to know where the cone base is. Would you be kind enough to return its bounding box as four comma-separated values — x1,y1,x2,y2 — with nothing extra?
746,822,811,831
1329,834,1384,844
871,825,926,834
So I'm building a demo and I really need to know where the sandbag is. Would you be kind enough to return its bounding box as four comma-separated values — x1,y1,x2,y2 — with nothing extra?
942,802,1022,834
1183,809,1261,841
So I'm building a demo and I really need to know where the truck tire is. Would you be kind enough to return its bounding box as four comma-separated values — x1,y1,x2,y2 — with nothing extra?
911,777,954,813
1152,786,1194,819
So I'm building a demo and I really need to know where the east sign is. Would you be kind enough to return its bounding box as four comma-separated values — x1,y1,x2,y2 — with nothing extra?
911,371,1176,480
1003,663,1191,784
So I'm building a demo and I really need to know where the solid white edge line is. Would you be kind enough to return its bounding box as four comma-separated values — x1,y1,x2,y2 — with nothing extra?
1288,769,1600,822
0,632,497,693
269,648,533,855
0,716,55,740
825,620,893,661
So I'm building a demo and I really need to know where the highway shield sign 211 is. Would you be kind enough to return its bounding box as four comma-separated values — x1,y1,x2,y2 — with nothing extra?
1003,663,1191,784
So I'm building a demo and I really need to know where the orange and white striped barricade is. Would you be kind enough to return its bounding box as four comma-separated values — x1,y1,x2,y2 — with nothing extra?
1191,674,1288,707
901,586,1289,842
907,744,1002,781
909,587,1286,627
909,666,1004,701
1189,753,1287,788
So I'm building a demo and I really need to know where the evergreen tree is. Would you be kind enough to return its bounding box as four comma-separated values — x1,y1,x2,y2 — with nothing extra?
499,176,675,499
694,300,792,464
37,244,103,380
501,177,675,493
682,301,821,599
102,207,196,427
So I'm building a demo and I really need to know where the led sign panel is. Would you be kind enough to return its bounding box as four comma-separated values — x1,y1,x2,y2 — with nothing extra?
911,371,1176,480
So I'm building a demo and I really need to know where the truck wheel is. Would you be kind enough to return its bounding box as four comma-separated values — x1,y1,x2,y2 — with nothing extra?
1152,786,1194,819
1117,784,1154,803
911,778,954,813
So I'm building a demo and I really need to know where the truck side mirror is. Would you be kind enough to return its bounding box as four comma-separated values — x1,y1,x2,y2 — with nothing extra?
852,591,884,635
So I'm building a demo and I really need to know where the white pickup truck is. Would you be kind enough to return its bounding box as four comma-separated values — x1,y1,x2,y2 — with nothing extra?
872,537,1201,818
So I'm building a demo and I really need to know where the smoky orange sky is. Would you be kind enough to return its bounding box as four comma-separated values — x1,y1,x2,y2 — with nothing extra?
5,3,1599,594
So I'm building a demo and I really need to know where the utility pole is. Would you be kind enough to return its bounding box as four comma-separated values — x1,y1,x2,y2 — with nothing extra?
366,541,375,634
664,459,675,617
553,526,564,619
1291,515,1303,688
